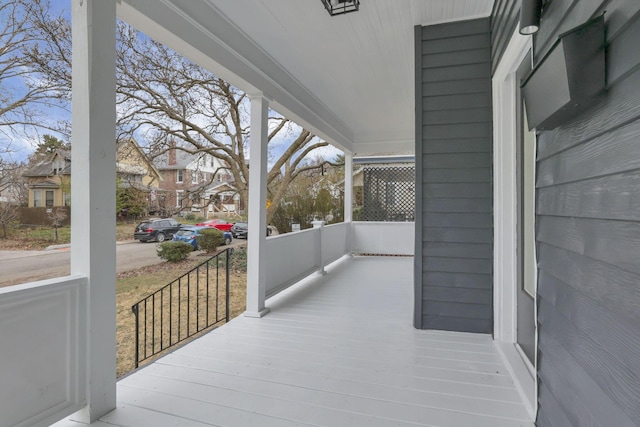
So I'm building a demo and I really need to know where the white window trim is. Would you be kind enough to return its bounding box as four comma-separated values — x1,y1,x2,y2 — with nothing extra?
492,26,537,419
176,190,184,208
33,189,42,207
176,170,183,183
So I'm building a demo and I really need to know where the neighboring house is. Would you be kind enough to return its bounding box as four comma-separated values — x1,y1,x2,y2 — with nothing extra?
202,181,242,216
0,166,27,205
116,138,162,191
22,149,71,208
4,2,640,427
22,139,161,209
154,146,236,216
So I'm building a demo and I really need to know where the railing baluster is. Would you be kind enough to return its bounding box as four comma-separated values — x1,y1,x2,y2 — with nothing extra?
132,304,139,368
226,251,230,323
160,289,164,351
143,298,148,361
196,266,200,331
215,255,219,322
206,258,210,325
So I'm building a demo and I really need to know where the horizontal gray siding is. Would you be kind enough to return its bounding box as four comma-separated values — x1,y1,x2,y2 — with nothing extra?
415,18,493,334
534,1,640,426
490,0,519,73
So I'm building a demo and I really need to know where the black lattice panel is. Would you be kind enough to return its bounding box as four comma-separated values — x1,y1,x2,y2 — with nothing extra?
362,166,415,222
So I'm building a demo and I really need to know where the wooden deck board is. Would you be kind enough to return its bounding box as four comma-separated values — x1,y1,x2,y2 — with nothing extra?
55,256,534,426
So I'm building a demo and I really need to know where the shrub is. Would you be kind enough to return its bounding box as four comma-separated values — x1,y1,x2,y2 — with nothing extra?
230,247,247,272
183,212,196,221
197,228,224,253
156,241,193,262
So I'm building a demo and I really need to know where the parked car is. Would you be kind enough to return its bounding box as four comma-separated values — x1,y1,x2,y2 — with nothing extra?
230,222,276,239
172,226,233,250
230,222,248,239
194,219,234,232
134,218,182,242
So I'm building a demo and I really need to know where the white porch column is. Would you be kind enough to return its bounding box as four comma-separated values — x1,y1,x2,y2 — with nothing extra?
245,95,270,318
71,0,117,422
344,152,353,222
344,152,353,254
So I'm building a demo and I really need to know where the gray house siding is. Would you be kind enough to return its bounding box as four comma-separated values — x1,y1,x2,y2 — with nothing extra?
490,0,520,73
414,19,493,333
531,0,640,425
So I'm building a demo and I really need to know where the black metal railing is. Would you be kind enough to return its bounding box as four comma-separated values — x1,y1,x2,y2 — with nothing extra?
131,248,232,368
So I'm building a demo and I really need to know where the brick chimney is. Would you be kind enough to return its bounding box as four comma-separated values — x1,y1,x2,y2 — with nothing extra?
168,141,176,166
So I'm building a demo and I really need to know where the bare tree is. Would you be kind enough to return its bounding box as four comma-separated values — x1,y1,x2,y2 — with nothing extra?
114,24,342,223
0,0,69,155
46,206,67,243
23,12,341,223
0,202,19,238
0,160,28,206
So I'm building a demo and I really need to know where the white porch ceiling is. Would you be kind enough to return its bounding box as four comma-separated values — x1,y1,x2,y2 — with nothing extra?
118,0,494,154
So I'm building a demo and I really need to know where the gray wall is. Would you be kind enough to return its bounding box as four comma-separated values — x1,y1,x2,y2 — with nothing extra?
529,1,640,426
414,19,493,333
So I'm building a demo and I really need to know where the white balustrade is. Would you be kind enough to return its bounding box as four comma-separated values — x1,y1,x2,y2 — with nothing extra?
351,221,415,255
0,276,88,427
263,221,414,300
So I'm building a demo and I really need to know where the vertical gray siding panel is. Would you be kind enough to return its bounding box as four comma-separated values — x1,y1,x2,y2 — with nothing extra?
415,18,493,334
531,1,640,425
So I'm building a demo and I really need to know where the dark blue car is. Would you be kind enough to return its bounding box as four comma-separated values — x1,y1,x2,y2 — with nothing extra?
172,226,232,250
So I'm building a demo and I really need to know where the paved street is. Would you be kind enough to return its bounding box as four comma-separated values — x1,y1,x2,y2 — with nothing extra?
0,239,246,288
0,241,156,288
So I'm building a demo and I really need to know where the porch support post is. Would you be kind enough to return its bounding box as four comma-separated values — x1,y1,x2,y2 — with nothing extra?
245,94,270,318
344,152,353,254
344,152,353,222
71,0,117,422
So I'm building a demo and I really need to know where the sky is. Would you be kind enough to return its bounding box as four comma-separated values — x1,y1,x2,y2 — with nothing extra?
0,0,341,168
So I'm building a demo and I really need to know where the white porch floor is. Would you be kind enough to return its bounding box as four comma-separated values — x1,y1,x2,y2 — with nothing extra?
55,256,533,427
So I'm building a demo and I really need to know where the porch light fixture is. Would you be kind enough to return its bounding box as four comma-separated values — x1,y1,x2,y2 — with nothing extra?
520,0,552,35
321,0,359,17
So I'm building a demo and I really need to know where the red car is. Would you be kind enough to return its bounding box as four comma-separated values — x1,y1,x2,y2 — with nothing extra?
194,219,234,232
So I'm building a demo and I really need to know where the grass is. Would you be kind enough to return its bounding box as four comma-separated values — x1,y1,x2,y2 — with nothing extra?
116,247,247,377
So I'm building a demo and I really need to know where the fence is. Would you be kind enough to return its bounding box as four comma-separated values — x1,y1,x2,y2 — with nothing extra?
131,248,232,368
18,207,71,226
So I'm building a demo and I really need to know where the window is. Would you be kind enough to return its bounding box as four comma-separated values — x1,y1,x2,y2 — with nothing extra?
63,192,71,207
33,190,42,207
46,190,54,207
192,170,198,184
176,170,183,183
176,190,184,208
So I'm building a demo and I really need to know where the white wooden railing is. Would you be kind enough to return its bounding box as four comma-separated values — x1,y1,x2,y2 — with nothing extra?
352,221,415,255
264,221,414,298
0,275,88,427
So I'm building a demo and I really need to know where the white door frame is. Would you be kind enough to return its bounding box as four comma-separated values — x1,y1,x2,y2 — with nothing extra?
492,26,537,419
